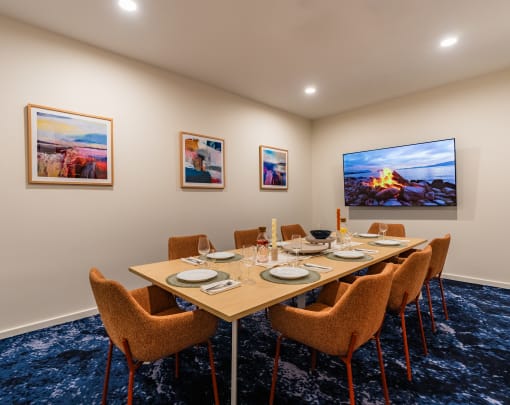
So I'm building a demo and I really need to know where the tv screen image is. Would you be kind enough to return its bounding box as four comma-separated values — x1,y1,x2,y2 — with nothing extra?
343,138,456,207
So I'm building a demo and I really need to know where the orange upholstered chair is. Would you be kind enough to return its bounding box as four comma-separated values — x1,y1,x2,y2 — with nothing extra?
280,224,306,241
89,268,219,405
234,228,259,249
423,234,451,332
368,245,432,380
168,234,216,260
268,263,394,405
367,222,406,237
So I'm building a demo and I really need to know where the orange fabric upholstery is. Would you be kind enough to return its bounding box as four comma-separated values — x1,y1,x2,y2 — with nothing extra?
89,268,219,404
268,264,394,404
280,224,306,241
234,228,259,249
168,234,216,260
367,222,406,237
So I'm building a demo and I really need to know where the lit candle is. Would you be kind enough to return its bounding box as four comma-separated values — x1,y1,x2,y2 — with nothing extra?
336,208,341,231
271,218,277,247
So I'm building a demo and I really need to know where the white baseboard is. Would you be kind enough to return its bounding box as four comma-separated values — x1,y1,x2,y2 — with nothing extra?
0,307,98,340
444,273,509,289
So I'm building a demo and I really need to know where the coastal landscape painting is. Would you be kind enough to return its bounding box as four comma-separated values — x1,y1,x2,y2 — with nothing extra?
260,145,288,190
27,105,113,185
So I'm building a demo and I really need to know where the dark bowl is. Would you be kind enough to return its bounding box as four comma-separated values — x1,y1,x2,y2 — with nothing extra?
310,229,331,239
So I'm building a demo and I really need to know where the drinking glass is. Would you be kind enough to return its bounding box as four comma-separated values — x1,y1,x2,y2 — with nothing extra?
240,245,256,285
379,223,388,240
197,236,210,267
291,234,302,267
342,231,352,251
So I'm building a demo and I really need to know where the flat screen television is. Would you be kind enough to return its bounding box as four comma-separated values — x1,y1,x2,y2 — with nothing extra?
343,138,456,207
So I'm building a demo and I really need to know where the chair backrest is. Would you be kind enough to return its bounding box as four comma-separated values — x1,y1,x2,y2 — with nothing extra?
234,228,259,249
325,263,395,354
280,224,306,241
168,234,216,260
387,245,432,311
367,222,406,237
89,268,151,358
427,233,451,280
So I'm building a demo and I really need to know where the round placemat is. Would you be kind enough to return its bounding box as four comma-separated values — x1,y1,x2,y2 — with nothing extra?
325,252,373,262
260,268,320,284
166,270,230,288
206,253,243,263
368,241,407,248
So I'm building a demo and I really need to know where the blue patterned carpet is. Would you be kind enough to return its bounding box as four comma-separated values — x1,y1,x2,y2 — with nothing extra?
1,279,509,404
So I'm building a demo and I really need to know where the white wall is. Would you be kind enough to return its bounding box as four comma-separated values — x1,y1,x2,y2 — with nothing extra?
0,16,312,337
311,69,510,288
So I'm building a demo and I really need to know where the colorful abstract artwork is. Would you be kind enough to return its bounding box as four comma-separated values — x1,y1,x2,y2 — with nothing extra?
27,105,113,185
180,132,225,189
259,145,288,190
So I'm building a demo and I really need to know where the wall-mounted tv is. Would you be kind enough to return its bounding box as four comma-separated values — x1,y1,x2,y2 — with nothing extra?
343,138,456,207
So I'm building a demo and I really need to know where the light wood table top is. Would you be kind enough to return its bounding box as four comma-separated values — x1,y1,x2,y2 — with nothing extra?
129,236,427,322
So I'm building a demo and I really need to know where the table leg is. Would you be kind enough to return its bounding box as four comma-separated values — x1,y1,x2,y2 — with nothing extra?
231,320,238,405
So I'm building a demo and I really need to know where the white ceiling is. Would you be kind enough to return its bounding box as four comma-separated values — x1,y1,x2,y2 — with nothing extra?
1,0,510,119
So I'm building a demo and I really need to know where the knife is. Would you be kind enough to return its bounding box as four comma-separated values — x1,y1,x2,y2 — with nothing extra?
303,263,331,270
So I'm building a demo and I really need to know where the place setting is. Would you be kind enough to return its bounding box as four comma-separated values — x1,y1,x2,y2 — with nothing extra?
260,264,321,284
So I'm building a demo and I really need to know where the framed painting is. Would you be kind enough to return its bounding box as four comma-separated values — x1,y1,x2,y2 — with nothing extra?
27,104,113,186
180,131,225,189
259,145,288,190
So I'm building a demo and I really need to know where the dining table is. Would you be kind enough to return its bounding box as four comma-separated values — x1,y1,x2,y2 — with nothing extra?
129,235,427,405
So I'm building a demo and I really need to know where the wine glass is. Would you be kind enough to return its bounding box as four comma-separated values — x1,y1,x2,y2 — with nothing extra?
197,236,210,266
379,223,388,240
241,245,256,285
291,234,302,267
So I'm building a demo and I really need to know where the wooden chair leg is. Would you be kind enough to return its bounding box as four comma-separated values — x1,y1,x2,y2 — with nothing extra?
415,297,428,356
424,281,437,333
102,339,114,405
438,276,449,320
207,339,220,405
174,352,179,378
269,335,283,405
311,348,317,371
374,328,390,405
398,293,412,381
339,333,357,405
122,339,142,405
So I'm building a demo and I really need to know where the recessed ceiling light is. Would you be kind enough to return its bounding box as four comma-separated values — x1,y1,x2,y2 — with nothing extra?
304,86,317,95
439,36,458,48
118,0,137,12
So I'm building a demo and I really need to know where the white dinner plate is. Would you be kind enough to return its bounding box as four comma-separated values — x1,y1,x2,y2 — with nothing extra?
207,251,235,260
177,269,218,282
357,233,378,238
269,267,309,280
374,239,401,246
282,244,328,254
334,250,365,259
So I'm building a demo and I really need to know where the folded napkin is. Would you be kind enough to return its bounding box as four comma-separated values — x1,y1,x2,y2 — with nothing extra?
200,280,241,295
302,263,332,272
180,257,205,265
